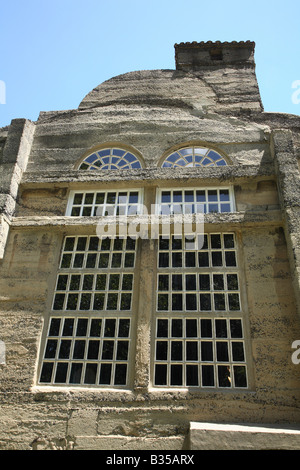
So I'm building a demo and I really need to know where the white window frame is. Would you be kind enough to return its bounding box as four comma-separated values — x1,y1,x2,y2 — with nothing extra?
155,186,235,215
38,235,138,389
66,188,144,217
152,232,248,390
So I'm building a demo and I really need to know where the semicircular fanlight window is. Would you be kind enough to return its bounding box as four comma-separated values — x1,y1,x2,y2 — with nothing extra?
79,148,142,170
161,147,227,168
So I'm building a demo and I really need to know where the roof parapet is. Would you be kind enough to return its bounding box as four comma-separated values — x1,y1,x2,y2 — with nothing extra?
175,40,256,70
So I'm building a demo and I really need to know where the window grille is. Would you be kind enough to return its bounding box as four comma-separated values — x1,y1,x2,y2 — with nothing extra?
161,147,227,168
153,233,247,389
38,236,137,387
78,148,142,170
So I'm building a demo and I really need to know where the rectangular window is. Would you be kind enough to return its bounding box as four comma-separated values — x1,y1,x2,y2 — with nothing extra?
66,189,143,217
154,232,248,389
38,235,137,388
157,187,234,215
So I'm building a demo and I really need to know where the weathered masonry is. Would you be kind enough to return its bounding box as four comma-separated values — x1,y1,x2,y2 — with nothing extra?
0,41,300,450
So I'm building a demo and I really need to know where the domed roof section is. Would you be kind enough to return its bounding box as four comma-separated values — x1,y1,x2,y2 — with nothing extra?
78,69,217,111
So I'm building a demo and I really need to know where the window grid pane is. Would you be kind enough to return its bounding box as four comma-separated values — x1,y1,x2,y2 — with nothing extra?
157,188,233,215
161,147,227,168
40,316,131,386
154,317,247,388
39,235,137,388
154,232,247,389
79,148,142,170
67,190,142,217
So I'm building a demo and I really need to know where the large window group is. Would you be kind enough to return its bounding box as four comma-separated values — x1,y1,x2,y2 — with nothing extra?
37,143,249,391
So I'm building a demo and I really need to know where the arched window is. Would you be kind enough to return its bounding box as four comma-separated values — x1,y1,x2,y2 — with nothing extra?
161,146,227,168
78,147,143,170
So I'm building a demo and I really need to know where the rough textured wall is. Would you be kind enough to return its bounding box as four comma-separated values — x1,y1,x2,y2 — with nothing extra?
0,41,300,450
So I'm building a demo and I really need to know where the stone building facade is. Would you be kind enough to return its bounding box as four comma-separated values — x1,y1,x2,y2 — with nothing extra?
0,40,300,450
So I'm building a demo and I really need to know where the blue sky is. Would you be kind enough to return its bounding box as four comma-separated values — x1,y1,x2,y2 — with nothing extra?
0,0,299,128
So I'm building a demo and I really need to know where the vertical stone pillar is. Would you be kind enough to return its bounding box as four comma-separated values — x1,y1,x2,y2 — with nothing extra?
272,129,300,317
133,235,156,392
0,119,35,258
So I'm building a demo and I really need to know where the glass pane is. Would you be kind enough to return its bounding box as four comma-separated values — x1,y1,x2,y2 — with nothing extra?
230,319,243,338
186,319,197,338
171,341,182,361
199,274,210,290
87,340,100,359
186,342,198,361
233,366,247,387
225,251,237,267
228,293,240,311
45,340,57,359
202,365,214,386
107,293,118,310
84,363,97,384
198,252,209,267
156,341,168,360
73,340,86,359
158,275,169,291
218,365,231,387
201,342,213,361
102,341,114,360
69,363,83,384
157,319,168,337
96,274,106,290
118,319,130,338
114,364,127,385
227,274,238,290
120,293,131,310
172,274,182,291
158,294,169,311
215,319,227,338
224,234,234,248
201,319,212,338
232,342,245,362
186,365,199,386
216,342,229,362
172,294,183,311
186,294,197,310
155,364,167,385
56,275,68,291
62,318,74,336
49,318,61,336
213,274,224,290
40,362,54,383
200,293,211,311
186,274,196,291
76,319,88,336
99,364,112,384
171,319,183,337
90,319,102,337
158,253,169,268
54,363,68,383
104,319,116,337
171,365,182,385
116,341,129,360
172,252,182,268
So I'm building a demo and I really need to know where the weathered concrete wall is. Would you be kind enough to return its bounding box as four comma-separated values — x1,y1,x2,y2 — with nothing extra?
0,41,300,450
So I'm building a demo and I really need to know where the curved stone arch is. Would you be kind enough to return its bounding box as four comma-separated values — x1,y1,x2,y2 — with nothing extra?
75,143,145,170
159,142,231,168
